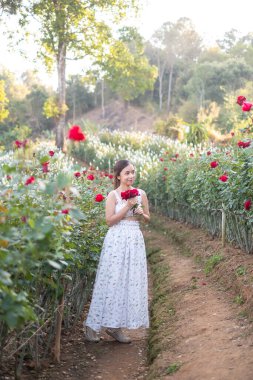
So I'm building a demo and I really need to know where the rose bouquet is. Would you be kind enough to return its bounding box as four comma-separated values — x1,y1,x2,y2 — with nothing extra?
121,188,139,200
121,188,139,212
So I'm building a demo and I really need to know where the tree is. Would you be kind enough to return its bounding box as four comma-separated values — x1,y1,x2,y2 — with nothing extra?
0,80,9,122
100,29,157,106
19,0,139,149
150,18,202,113
0,0,20,15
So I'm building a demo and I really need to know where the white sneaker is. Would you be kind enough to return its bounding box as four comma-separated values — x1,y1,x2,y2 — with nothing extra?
105,328,131,343
85,326,100,342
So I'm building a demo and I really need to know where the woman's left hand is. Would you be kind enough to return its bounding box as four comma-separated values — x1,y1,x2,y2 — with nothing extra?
134,205,144,215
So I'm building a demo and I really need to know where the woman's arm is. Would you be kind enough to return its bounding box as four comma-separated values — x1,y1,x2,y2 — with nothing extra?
134,190,150,222
105,192,137,227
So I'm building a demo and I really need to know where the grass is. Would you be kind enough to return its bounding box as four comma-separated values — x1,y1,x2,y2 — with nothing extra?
236,266,246,276
166,362,182,375
204,254,223,275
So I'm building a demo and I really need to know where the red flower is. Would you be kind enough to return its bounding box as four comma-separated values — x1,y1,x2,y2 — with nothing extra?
244,199,252,211
42,162,49,173
67,125,86,141
159,157,164,162
21,216,27,223
236,95,246,106
6,175,12,180
237,141,251,148
190,153,194,157
210,161,218,168
61,209,69,214
207,151,212,156
87,174,95,180
171,158,177,162
49,150,55,157
219,175,228,182
175,153,179,158
231,132,234,137
121,188,139,200
15,140,23,149
164,167,168,171
25,176,35,185
83,170,87,175
242,102,253,112
109,174,114,179
74,172,81,178
95,194,105,202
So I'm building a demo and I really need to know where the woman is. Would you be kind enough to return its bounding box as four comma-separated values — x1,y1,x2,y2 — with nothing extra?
84,159,150,343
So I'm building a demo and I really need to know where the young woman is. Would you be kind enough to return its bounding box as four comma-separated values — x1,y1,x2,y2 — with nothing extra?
84,159,150,343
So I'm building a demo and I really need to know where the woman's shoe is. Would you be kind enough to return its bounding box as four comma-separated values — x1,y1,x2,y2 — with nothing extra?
85,326,100,342
105,328,131,343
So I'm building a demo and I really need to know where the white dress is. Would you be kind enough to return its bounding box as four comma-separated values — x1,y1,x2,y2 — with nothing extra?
85,189,149,332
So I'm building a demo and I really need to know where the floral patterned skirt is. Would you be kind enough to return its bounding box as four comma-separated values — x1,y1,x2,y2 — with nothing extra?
85,220,149,332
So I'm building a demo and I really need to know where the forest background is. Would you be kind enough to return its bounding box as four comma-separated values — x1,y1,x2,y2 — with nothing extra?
0,0,253,148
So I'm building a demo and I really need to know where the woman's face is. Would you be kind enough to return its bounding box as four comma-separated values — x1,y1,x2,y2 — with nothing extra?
118,164,136,187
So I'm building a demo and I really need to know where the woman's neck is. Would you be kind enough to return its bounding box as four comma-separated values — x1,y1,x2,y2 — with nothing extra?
117,185,134,191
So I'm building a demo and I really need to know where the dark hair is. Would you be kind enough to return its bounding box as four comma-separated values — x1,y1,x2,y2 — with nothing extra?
113,159,131,189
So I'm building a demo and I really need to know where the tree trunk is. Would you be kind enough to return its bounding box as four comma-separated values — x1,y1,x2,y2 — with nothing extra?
158,57,165,112
101,79,105,118
56,42,66,149
167,64,173,114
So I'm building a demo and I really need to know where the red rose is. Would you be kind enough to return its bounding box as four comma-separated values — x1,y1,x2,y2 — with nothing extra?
237,141,251,148
61,209,69,214
164,167,168,171
95,194,105,202
190,153,194,157
42,162,49,173
244,199,252,211
109,174,114,179
175,153,179,158
236,95,246,106
207,151,212,156
67,125,86,141
159,157,164,162
242,102,253,112
87,174,95,180
74,172,81,178
219,175,228,182
121,188,139,200
15,140,23,149
6,175,12,180
210,161,218,168
49,150,55,156
25,176,35,185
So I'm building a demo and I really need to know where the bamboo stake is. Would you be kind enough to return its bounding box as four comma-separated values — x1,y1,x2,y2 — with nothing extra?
53,288,65,363
221,205,226,247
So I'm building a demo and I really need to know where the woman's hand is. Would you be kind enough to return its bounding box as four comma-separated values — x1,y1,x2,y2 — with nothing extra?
126,197,138,209
133,205,144,215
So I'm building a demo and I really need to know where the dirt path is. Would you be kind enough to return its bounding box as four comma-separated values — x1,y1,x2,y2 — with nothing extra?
144,217,253,380
19,215,253,380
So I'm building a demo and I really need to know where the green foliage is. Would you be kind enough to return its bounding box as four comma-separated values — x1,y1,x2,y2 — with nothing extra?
102,39,157,102
204,254,223,275
0,80,9,123
187,123,208,144
166,363,182,375
154,116,185,140
0,144,110,337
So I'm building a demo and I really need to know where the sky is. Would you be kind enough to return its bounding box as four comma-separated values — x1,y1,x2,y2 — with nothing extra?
0,0,253,88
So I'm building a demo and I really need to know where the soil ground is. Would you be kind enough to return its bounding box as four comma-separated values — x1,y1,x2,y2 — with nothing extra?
3,213,253,380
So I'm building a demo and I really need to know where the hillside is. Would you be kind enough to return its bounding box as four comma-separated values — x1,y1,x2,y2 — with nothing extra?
80,100,156,132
